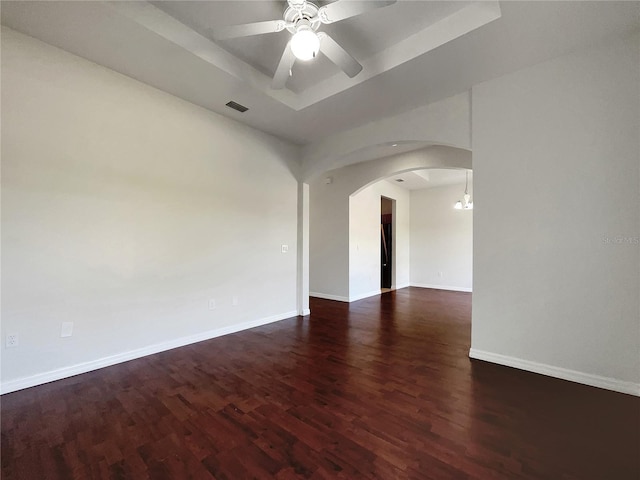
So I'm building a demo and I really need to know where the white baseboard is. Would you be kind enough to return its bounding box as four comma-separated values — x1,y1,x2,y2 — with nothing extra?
411,283,472,293
311,287,408,303
349,290,381,302
392,283,410,290
299,309,311,316
469,348,640,397
309,292,349,302
1,310,298,395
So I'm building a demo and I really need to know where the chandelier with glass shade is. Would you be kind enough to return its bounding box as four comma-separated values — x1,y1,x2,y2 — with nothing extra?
454,170,473,210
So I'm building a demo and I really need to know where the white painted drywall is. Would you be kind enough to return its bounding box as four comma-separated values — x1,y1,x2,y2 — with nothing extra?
471,33,640,392
1,29,300,392
309,146,471,301
309,174,351,301
410,183,473,292
296,183,310,316
349,181,410,301
302,92,472,181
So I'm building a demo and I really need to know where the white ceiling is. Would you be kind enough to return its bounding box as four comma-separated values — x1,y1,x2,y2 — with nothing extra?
2,1,639,145
387,168,471,190
151,0,477,94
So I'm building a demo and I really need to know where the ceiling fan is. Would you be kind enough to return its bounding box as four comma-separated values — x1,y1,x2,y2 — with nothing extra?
212,0,397,89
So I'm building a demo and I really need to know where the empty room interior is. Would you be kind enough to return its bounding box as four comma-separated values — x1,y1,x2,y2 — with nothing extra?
1,1,639,479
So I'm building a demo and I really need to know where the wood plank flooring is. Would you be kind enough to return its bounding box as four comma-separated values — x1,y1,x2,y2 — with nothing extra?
2,288,639,479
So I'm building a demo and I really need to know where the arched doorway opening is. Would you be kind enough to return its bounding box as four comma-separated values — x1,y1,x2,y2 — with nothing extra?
305,145,471,304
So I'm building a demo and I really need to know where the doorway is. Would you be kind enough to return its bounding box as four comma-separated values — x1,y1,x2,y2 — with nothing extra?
381,196,394,290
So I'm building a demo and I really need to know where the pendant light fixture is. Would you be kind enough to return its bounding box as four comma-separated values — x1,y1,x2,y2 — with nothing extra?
454,170,473,210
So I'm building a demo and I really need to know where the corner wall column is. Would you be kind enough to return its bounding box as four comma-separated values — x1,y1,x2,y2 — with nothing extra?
297,182,310,316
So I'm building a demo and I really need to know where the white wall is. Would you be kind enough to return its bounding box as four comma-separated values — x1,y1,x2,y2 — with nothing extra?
1,29,300,392
349,181,410,301
410,183,473,292
302,92,471,181
471,33,640,395
309,175,350,300
309,146,471,301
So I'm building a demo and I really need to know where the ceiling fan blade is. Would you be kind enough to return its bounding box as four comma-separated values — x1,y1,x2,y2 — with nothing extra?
318,0,396,24
272,43,296,89
319,33,363,78
213,20,286,40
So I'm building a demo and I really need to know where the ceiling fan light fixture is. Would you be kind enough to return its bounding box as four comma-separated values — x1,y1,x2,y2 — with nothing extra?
217,0,398,88
291,28,320,61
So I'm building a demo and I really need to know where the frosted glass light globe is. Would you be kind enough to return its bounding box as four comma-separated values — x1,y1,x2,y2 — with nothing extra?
291,29,320,61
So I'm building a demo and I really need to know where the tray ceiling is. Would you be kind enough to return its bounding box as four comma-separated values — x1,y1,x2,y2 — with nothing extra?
2,1,638,145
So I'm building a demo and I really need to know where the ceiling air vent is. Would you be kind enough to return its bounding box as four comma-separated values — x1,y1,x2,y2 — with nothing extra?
395,179,404,183
225,101,249,113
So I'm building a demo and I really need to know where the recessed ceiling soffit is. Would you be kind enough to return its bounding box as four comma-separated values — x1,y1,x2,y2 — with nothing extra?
107,1,501,111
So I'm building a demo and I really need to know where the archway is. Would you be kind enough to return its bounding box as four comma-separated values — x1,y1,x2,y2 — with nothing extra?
306,145,471,303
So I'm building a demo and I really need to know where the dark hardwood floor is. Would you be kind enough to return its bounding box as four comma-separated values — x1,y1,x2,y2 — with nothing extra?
2,288,639,479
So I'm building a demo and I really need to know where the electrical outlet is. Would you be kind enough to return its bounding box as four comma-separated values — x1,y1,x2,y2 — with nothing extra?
232,296,239,306
61,322,74,338
208,298,216,310
438,271,443,278
281,244,288,253
6,334,18,348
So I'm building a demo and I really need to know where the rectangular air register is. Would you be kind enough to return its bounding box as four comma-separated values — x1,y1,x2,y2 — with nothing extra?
225,101,248,113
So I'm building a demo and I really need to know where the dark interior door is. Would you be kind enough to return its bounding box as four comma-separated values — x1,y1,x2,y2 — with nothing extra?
381,223,392,288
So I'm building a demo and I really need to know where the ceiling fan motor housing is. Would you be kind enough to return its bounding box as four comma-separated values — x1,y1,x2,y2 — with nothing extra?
287,0,307,10
284,2,321,33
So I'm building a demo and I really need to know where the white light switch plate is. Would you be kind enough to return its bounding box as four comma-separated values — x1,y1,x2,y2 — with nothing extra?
61,322,74,338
